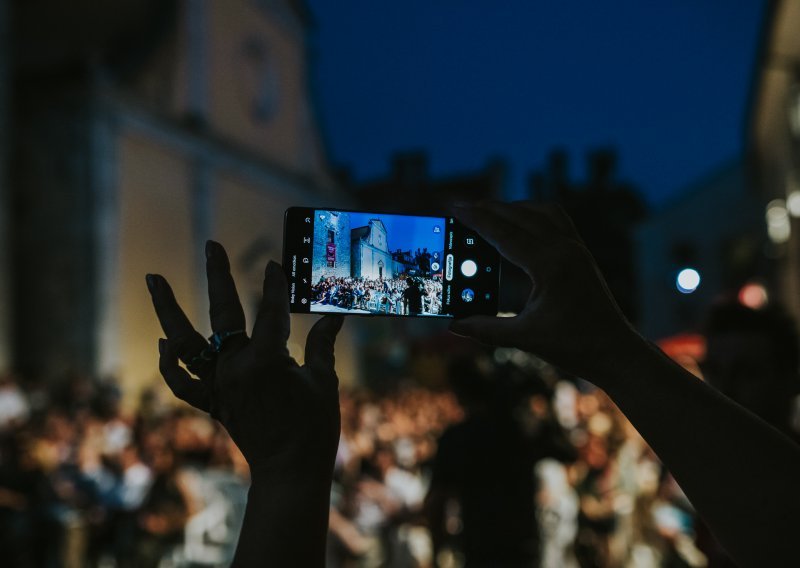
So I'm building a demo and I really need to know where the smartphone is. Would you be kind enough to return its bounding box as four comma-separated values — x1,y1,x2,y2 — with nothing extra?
282,207,500,318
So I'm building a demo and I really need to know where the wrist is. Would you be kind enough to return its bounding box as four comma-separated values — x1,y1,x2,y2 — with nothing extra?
248,465,333,495
247,448,336,488
587,327,657,390
233,465,332,567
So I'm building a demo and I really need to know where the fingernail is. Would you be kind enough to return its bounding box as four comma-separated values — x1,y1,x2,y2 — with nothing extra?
146,274,157,292
158,338,166,355
266,260,279,272
205,240,215,259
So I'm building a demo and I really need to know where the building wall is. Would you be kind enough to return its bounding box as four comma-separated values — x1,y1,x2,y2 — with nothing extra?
749,0,800,323
206,0,331,183
354,242,393,281
10,1,358,395
366,220,387,251
116,134,196,404
312,211,351,280
352,221,394,281
636,162,763,339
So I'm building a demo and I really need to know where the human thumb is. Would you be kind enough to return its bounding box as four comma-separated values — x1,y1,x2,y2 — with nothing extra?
449,315,523,347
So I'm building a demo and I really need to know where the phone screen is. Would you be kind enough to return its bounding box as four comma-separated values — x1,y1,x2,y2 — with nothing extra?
283,207,500,318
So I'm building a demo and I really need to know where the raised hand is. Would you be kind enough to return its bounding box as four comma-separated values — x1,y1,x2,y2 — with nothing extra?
146,241,343,566
450,201,800,567
450,200,644,384
147,240,343,477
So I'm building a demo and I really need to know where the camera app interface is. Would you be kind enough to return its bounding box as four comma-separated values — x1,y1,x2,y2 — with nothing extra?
285,207,499,318
311,210,445,316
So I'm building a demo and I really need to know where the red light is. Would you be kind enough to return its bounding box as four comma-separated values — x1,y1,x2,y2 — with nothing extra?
738,283,768,309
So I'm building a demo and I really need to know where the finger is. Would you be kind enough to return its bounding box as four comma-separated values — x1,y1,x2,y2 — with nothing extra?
453,205,537,269
147,274,209,364
205,241,247,337
250,261,291,354
517,202,582,239
305,315,344,383
484,201,563,240
449,315,526,347
158,338,211,412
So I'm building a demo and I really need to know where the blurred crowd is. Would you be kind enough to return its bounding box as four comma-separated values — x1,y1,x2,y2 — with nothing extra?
0,373,250,568
0,360,714,568
324,353,708,568
0,301,798,567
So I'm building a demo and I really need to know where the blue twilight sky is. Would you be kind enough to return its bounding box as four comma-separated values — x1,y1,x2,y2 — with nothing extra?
348,212,446,254
306,1,765,207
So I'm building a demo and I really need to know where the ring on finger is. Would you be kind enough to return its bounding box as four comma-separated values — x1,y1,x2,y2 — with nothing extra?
208,329,246,352
187,346,216,375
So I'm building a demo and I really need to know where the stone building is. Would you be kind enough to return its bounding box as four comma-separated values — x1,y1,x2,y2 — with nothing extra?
351,219,394,280
312,210,351,281
4,0,357,399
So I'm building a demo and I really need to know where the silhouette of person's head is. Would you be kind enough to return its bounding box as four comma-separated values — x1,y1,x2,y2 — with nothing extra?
702,301,800,437
448,354,550,417
447,355,495,414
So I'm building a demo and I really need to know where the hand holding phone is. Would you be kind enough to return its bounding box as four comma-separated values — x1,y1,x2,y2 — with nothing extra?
449,201,642,382
283,207,500,318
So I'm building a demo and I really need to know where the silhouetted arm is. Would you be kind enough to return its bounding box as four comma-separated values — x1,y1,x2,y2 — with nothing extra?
147,242,344,567
601,338,800,567
450,201,800,568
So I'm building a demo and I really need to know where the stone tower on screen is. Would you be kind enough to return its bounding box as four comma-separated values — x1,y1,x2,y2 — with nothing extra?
312,211,351,281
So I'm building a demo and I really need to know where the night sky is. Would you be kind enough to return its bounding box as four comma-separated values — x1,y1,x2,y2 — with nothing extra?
347,211,446,254
307,1,765,207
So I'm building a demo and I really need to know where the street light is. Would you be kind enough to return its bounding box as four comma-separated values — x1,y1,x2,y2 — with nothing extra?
676,268,701,294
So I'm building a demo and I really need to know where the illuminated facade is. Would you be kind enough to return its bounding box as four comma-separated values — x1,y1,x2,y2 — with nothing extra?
749,0,800,323
351,219,394,280
6,0,358,400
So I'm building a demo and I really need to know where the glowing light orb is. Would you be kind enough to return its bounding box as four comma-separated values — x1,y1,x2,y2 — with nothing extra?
738,283,768,309
676,268,701,294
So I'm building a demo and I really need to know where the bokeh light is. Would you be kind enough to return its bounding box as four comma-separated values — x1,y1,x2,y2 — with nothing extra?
766,199,791,243
676,268,701,294
786,190,800,218
738,282,769,309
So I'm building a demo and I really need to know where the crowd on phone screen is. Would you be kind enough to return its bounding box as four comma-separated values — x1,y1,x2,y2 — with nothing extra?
312,276,444,316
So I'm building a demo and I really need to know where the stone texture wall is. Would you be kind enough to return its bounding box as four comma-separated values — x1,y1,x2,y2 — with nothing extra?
312,210,350,281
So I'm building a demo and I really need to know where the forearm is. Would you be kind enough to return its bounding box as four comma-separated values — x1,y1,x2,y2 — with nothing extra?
232,473,332,567
597,338,800,567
